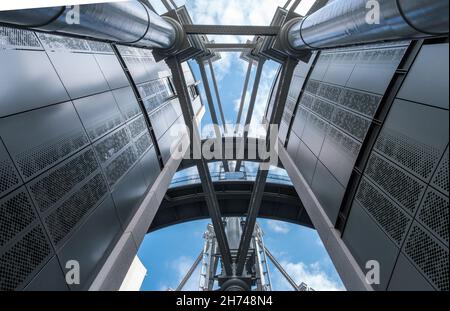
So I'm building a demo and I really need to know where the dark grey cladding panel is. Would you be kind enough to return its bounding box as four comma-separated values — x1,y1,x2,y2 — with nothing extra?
0,223,53,291
310,53,331,81
355,178,412,246
346,63,397,95
73,91,124,142
311,161,345,224
139,147,161,188
0,187,37,249
94,54,129,90
301,112,328,157
122,55,150,84
295,142,318,186
0,102,89,181
431,148,449,195
388,254,435,291
287,131,301,159
0,49,69,117
322,62,354,86
403,222,449,291
291,107,309,139
150,100,183,140
24,256,69,291
47,52,109,99
112,87,142,121
374,99,449,182
56,195,122,290
398,43,449,110
0,141,22,198
416,188,449,245
343,200,399,290
111,163,148,226
319,126,361,186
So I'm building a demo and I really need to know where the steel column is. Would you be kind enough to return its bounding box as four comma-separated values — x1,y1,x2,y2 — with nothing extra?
235,60,253,134
176,251,203,291
184,24,280,36
235,58,298,275
208,59,228,134
167,57,233,276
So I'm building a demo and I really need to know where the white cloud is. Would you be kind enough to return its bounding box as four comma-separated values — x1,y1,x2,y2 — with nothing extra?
159,256,200,291
267,220,290,234
272,261,345,291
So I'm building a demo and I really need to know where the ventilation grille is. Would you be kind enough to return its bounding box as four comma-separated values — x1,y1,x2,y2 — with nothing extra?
375,129,441,181
365,154,425,214
28,148,99,213
0,225,52,291
418,189,449,244
404,224,449,291
128,115,147,139
0,189,37,248
0,149,21,197
94,127,130,163
15,131,88,180
45,173,107,246
0,27,42,49
431,149,449,194
86,113,123,142
105,145,138,187
135,132,152,157
356,178,411,245
38,33,90,52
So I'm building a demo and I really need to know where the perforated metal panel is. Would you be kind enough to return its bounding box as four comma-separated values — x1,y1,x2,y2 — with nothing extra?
0,26,42,50
94,127,131,164
0,225,52,291
134,132,153,157
417,189,449,244
128,115,147,139
113,87,142,121
38,33,91,52
365,153,426,214
73,92,124,142
0,188,36,248
28,148,99,213
403,224,449,291
0,142,21,198
45,173,108,246
431,148,449,195
104,145,138,188
356,178,411,245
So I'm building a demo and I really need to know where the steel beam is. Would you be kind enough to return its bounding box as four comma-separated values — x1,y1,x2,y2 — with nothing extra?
264,246,300,291
235,59,253,134
197,60,230,172
208,59,228,134
167,57,233,276
235,58,298,275
235,58,265,172
176,251,203,291
184,24,280,36
205,43,255,51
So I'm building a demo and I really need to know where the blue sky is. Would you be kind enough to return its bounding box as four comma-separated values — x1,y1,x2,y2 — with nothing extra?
136,0,343,291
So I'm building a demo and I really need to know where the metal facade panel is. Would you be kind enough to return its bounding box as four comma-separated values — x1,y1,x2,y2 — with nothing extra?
398,43,449,110
111,163,148,226
301,112,328,156
343,200,399,290
0,50,69,117
388,254,434,291
56,195,122,290
112,87,142,121
94,54,129,90
0,102,89,181
311,161,345,223
73,91,124,142
0,141,21,198
296,142,318,186
47,52,109,99
23,256,69,291
346,64,396,95
138,147,161,188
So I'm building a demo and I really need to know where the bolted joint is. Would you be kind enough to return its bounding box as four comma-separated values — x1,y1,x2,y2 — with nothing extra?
158,16,186,56
278,17,305,57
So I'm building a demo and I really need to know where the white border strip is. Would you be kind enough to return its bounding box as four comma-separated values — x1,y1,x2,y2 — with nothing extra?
0,0,126,11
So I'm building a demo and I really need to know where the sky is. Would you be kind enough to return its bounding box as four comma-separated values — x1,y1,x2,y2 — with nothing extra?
136,0,344,292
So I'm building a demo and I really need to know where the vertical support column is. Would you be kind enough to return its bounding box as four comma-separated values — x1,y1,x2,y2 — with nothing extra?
235,59,253,133
236,57,298,275
208,59,228,134
167,57,233,276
